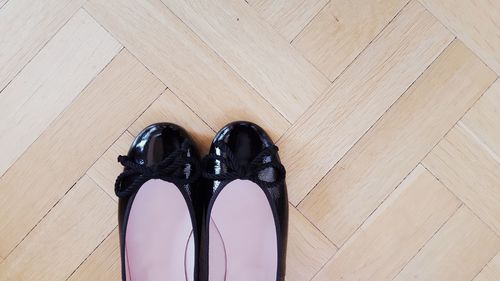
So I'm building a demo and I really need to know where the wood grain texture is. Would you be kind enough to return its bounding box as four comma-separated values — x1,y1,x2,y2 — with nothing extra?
0,0,86,91
1,0,499,278
394,205,500,281
248,0,328,42
312,165,461,281
159,0,330,122
280,1,454,205
0,176,116,281
474,253,500,281
86,131,135,200
423,123,500,235
287,205,336,281
84,0,290,140
0,50,164,259
461,80,500,158
128,90,215,154
419,0,500,75
67,229,121,281
293,0,409,80
299,40,496,246
0,9,121,177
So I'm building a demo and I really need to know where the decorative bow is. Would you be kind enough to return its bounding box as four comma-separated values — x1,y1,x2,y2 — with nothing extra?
202,141,286,188
114,141,199,198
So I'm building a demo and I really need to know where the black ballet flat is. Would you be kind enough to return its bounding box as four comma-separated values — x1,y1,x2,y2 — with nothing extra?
115,123,201,281
199,121,288,281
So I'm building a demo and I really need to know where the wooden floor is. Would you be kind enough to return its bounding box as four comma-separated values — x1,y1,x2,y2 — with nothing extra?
0,0,499,280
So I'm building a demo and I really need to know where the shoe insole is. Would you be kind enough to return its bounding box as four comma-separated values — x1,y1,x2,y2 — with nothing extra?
125,179,194,281
209,179,278,281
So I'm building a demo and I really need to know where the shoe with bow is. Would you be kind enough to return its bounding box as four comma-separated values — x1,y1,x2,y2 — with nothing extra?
199,121,288,281
115,123,201,281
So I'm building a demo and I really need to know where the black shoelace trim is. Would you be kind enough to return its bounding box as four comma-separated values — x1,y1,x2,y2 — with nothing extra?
202,141,286,188
114,141,200,198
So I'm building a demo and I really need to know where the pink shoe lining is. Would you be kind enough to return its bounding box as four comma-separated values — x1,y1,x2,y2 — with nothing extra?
209,179,278,281
124,179,194,281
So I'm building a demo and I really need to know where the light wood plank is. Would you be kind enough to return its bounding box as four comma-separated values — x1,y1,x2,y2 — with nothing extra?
279,1,454,205
394,206,500,281
247,0,328,42
0,176,116,281
299,40,496,245
67,229,121,281
312,165,461,281
461,80,500,158
293,0,409,80
0,50,164,259
84,0,290,140
419,0,500,75
0,9,121,177
287,204,336,281
0,0,87,91
423,123,500,235
474,253,500,281
87,131,135,201
159,0,330,122
128,90,215,154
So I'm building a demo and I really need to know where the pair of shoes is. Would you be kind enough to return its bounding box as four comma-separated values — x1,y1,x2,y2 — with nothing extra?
115,121,288,281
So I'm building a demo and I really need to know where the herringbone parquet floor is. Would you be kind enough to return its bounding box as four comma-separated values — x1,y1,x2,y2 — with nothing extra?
0,0,499,280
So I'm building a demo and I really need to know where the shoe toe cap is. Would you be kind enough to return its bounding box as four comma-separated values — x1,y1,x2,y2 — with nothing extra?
129,122,198,166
